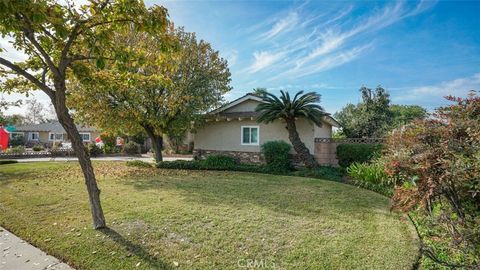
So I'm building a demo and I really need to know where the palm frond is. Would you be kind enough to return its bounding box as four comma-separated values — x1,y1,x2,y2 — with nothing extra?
256,90,327,126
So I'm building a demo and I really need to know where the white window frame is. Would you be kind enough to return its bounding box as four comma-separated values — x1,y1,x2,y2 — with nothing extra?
79,132,91,142
30,132,39,141
241,126,259,146
49,132,64,141
10,132,24,139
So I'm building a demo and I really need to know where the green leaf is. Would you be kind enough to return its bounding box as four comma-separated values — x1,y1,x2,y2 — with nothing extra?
96,58,105,69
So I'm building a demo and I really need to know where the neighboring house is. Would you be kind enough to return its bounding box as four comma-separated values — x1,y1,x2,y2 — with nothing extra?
193,93,340,164
13,121,100,146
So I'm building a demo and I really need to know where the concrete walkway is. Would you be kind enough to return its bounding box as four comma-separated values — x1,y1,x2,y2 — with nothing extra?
0,227,73,270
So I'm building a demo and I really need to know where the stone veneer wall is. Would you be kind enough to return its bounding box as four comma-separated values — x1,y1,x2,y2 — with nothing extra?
193,149,306,166
195,137,383,167
193,149,263,164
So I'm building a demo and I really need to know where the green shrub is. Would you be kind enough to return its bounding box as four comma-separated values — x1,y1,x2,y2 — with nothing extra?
102,144,115,154
123,141,141,155
32,144,44,152
156,160,266,173
0,160,18,165
157,160,201,170
291,166,345,182
126,160,152,168
8,135,24,147
336,144,383,167
100,133,116,148
8,146,25,154
203,155,237,167
347,161,393,196
261,141,291,173
87,144,103,157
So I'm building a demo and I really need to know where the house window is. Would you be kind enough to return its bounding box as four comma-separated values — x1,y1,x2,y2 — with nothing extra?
241,126,259,145
30,132,39,140
10,132,24,140
79,133,91,142
49,133,64,141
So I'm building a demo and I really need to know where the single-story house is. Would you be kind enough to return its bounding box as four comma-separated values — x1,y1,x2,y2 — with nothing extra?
193,93,340,164
12,121,100,146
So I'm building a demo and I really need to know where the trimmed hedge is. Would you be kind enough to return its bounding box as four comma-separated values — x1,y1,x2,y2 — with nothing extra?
203,155,237,167
336,144,383,167
156,160,266,173
126,160,152,168
32,144,44,152
123,141,141,155
157,159,347,183
0,160,18,165
88,144,103,157
291,166,345,182
261,141,291,173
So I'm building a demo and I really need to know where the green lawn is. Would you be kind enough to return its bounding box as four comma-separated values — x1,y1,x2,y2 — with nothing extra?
0,162,419,269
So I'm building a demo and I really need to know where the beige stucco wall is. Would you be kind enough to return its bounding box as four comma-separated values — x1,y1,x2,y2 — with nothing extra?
314,122,332,138
38,131,49,143
195,118,317,154
37,131,99,143
224,100,261,113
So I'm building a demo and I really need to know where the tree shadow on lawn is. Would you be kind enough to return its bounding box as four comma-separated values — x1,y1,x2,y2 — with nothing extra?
122,171,392,218
100,227,173,270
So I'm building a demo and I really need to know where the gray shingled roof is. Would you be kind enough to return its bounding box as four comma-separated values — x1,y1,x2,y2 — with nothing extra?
207,93,340,127
15,121,97,133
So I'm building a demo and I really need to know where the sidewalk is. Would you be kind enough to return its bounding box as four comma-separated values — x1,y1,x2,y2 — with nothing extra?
15,155,192,163
0,227,73,270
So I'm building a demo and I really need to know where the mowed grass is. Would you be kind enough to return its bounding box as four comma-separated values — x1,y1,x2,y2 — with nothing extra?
0,162,419,269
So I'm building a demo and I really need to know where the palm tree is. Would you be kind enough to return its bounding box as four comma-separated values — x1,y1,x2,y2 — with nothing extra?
255,90,327,168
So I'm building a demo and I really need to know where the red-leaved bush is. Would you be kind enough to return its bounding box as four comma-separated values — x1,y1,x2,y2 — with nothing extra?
383,91,480,267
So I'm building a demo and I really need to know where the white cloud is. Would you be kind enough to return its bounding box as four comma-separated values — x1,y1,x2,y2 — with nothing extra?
395,73,480,102
248,51,285,73
259,11,299,40
294,31,347,68
245,1,436,79
273,44,371,80
223,49,238,67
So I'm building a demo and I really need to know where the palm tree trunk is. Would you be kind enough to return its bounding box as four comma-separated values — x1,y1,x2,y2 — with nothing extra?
285,119,318,168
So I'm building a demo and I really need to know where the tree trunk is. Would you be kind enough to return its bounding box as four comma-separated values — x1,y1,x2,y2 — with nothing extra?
52,84,106,229
285,119,318,168
144,127,163,162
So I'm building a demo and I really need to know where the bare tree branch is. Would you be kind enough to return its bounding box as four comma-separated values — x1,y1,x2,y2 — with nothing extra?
14,13,60,78
0,56,55,99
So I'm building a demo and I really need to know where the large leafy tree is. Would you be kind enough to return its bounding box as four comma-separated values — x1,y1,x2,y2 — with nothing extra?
335,86,426,138
72,27,231,162
0,0,170,229
390,104,427,128
255,90,327,168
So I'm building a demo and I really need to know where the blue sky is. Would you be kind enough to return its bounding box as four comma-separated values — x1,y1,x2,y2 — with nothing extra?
2,0,480,115
156,0,480,114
